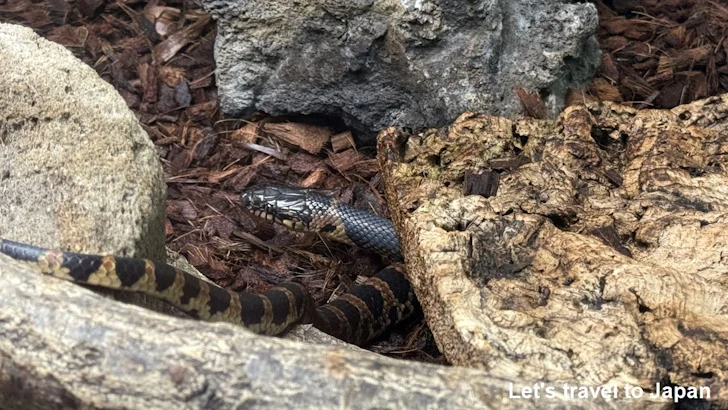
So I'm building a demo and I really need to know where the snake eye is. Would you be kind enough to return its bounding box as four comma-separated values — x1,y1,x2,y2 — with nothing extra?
320,224,336,233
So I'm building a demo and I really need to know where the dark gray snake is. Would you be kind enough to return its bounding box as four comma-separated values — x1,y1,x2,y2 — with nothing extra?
0,186,418,346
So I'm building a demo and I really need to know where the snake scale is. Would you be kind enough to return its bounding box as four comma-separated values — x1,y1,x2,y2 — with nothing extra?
0,186,418,346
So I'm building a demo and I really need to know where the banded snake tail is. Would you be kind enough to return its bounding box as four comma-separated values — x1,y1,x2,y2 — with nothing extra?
0,186,418,346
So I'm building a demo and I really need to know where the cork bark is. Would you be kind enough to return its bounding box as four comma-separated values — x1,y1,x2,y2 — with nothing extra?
379,95,728,405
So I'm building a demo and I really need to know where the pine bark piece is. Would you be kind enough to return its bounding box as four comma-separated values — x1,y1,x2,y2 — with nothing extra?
327,148,360,173
515,85,548,119
331,131,355,153
263,122,332,154
464,171,499,198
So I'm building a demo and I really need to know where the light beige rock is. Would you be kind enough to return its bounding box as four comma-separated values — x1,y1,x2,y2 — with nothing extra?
0,22,173,317
0,23,166,259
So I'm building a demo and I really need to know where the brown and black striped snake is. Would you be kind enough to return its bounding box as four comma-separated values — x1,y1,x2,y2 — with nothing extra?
0,186,419,346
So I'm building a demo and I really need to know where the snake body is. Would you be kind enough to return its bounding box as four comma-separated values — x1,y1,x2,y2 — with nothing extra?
0,186,417,346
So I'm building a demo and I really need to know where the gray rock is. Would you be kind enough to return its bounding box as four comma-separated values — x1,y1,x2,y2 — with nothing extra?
203,0,600,144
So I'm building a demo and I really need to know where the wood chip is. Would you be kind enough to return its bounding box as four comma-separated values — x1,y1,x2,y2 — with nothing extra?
623,22,653,41
139,62,158,104
207,167,241,184
664,25,687,48
589,78,623,102
230,123,259,144
600,54,620,82
153,14,211,63
654,81,686,107
327,148,360,173
601,16,631,35
658,46,712,75
205,216,236,240
515,85,548,119
164,219,175,236
192,132,218,161
488,156,531,170
227,166,258,192
78,0,104,17
300,167,329,187
242,142,286,160
565,89,589,107
154,136,179,146
289,152,322,174
46,25,88,48
589,225,632,257
159,66,186,88
464,171,500,198
167,200,198,222
263,122,332,154
353,159,380,178
331,131,355,153
603,36,628,51
186,101,218,121
621,75,654,97
169,146,195,171
142,5,181,37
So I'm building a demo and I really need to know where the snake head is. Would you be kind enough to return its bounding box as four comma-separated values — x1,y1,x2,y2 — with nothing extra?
242,185,399,256
240,186,325,231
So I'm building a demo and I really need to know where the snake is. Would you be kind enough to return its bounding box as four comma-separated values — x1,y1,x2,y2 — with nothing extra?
0,186,418,346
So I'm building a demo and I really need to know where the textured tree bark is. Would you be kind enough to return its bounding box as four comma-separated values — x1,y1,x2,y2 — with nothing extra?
378,95,728,406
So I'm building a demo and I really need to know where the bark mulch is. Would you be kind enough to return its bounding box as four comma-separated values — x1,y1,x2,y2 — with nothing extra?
590,0,728,108
2,0,725,364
